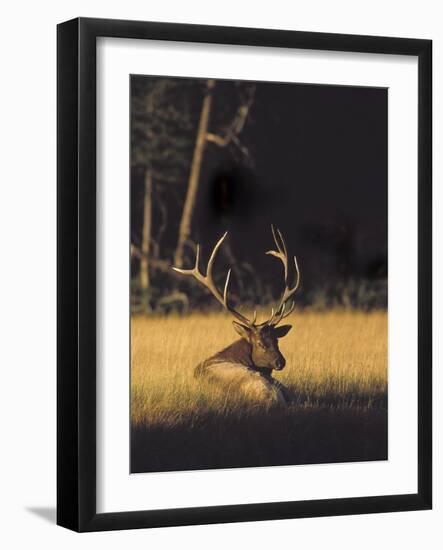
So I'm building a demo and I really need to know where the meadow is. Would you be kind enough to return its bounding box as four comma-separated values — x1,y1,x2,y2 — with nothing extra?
131,310,387,473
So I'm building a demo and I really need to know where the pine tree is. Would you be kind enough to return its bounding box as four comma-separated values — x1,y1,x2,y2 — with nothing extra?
131,78,193,311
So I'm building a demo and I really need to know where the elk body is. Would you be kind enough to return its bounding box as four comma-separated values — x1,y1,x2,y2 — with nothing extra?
173,226,300,407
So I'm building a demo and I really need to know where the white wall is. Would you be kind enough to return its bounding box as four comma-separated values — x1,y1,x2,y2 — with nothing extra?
0,1,440,548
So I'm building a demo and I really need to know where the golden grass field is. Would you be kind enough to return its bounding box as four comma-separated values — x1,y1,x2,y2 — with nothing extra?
131,310,387,472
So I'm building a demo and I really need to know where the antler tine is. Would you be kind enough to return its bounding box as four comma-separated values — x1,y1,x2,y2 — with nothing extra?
207,231,228,282
261,226,301,327
283,300,295,319
222,268,232,305
270,225,288,281
271,301,286,327
194,243,200,271
271,255,300,326
271,299,296,327
172,232,253,327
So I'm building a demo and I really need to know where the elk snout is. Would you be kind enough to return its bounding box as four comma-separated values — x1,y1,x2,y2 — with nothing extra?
274,357,286,371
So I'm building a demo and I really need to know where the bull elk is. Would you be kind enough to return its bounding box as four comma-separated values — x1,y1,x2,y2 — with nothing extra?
172,226,300,407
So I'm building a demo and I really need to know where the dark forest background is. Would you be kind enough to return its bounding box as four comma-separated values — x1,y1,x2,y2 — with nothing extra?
130,75,387,314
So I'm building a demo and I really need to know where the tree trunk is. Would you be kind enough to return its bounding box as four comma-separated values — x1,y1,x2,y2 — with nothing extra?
140,169,153,312
174,79,215,268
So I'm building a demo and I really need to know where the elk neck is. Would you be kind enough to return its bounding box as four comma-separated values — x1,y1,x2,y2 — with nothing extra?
208,339,273,378
210,338,253,367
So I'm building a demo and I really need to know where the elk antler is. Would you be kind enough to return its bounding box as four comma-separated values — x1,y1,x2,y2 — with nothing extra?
261,225,301,327
172,232,255,327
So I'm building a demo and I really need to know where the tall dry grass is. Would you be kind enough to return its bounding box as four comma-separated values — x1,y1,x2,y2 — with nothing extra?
131,310,387,472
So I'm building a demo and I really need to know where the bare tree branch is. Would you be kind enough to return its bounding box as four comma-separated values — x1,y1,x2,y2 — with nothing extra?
206,85,255,159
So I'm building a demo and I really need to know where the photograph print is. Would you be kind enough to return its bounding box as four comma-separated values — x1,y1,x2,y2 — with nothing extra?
130,75,388,474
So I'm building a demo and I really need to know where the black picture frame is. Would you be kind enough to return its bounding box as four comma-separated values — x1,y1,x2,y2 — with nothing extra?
57,17,432,532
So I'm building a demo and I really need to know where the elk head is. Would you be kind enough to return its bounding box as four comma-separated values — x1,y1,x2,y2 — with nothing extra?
172,226,301,373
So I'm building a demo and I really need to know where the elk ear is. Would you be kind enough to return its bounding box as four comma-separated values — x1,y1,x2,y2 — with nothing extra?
232,321,251,340
274,324,292,338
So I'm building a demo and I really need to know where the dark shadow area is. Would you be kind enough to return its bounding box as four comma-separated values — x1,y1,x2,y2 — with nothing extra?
131,404,387,474
26,506,56,524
